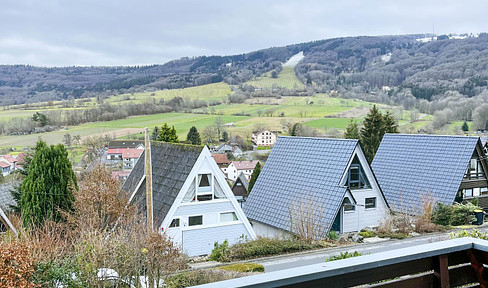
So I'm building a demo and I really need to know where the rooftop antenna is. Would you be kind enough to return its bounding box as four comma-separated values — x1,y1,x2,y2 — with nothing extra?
144,127,153,231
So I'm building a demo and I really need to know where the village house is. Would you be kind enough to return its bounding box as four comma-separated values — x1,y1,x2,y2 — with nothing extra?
231,172,249,198
244,136,388,238
211,153,231,177
121,148,144,170
122,142,255,257
106,140,144,160
0,154,23,176
252,130,277,147
0,183,18,235
372,134,488,213
227,160,260,181
212,143,243,157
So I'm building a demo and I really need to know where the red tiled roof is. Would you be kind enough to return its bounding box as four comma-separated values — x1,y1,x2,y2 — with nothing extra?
1,155,16,163
122,148,144,159
0,161,10,168
16,153,27,165
212,153,230,165
232,160,259,170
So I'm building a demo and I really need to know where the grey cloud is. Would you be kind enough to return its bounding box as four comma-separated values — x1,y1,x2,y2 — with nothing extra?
1,0,487,66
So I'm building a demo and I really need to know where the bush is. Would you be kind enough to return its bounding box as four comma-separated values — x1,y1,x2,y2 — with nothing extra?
165,269,248,288
325,251,362,262
431,203,452,226
450,229,488,240
328,230,340,240
208,240,230,262
358,230,376,238
33,260,85,288
0,242,38,288
377,232,409,239
219,263,264,273
451,202,480,226
228,238,330,260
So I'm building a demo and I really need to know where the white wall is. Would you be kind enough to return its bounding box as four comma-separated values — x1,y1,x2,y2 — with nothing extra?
251,220,293,239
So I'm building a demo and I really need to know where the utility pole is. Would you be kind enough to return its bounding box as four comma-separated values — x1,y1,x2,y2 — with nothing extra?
144,127,153,231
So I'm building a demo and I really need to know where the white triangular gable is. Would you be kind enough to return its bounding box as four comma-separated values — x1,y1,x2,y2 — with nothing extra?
159,146,256,239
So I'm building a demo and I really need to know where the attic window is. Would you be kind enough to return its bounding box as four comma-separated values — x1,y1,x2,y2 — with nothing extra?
197,174,213,201
345,156,371,190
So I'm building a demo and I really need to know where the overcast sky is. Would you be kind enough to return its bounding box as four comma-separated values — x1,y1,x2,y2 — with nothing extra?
1,0,486,67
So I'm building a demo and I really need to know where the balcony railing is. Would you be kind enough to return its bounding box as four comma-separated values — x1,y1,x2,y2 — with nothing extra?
197,237,488,288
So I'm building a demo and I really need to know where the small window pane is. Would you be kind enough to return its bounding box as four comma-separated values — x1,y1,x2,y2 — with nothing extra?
343,198,355,212
197,194,213,201
220,212,238,222
199,174,211,187
464,189,473,198
365,197,376,209
169,218,180,228
189,216,203,226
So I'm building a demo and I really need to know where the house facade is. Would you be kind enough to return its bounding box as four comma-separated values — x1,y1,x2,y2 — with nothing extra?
244,137,388,239
252,130,277,147
372,134,488,213
0,155,18,176
122,142,255,257
212,154,231,177
227,160,260,181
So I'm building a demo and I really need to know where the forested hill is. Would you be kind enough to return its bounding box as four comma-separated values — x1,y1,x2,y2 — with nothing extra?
1,33,487,105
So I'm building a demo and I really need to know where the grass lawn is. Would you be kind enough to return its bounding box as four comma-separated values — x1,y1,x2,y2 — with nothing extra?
303,118,356,130
111,82,232,104
245,67,305,90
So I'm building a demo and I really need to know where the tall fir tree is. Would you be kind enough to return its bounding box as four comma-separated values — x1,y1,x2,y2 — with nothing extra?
462,121,469,132
157,123,179,143
20,140,77,227
360,105,385,163
150,126,160,141
383,110,399,134
186,126,202,145
344,120,360,139
248,162,262,194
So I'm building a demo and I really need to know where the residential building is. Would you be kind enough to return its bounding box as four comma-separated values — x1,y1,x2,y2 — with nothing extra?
232,172,249,198
252,130,277,147
372,134,488,213
244,136,388,238
213,143,243,157
122,142,256,257
0,155,18,176
227,160,260,181
212,154,231,176
121,148,144,170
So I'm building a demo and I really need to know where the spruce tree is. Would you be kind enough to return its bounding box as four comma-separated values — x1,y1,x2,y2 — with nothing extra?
186,126,202,145
360,105,384,163
150,126,160,141
383,110,399,133
344,120,360,139
157,123,179,143
462,121,469,132
248,162,262,194
20,140,77,227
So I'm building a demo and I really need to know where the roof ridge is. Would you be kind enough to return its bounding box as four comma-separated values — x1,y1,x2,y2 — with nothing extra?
384,133,479,139
278,136,358,142
151,141,204,151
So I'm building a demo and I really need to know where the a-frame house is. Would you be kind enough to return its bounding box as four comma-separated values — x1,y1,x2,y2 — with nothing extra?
122,142,255,256
244,136,388,239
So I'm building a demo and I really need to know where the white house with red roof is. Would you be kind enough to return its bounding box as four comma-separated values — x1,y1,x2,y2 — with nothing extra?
122,148,144,170
227,160,260,181
0,155,19,176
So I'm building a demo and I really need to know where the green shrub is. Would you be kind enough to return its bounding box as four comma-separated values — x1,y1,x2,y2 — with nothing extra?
450,229,488,240
164,269,247,288
431,203,452,226
219,263,264,273
208,240,230,262
228,238,330,260
328,230,339,240
359,230,376,238
325,251,362,262
33,260,85,288
451,202,480,226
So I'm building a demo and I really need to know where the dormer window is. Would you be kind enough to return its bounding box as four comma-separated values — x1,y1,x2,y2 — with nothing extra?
182,173,227,203
344,156,371,190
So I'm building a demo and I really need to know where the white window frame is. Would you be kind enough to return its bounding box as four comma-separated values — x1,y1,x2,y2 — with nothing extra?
168,218,180,228
219,211,239,223
365,197,377,209
188,215,203,227
196,173,214,202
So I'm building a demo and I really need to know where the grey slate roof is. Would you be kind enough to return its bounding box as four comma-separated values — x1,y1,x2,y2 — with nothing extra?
243,136,358,233
121,142,203,229
371,134,481,214
0,183,18,212
237,173,249,191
